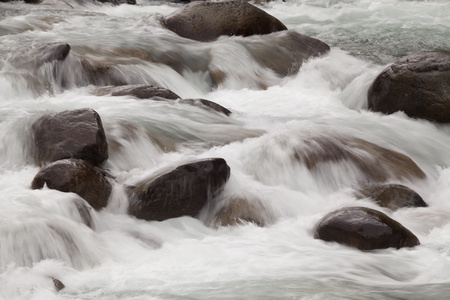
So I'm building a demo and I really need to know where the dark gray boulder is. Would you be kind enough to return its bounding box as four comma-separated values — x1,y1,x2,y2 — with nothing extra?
31,159,112,210
32,108,109,167
356,184,427,210
128,158,231,221
162,0,287,42
314,207,420,250
368,51,450,123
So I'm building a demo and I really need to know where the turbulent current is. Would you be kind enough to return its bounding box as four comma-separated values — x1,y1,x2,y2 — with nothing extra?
1,0,450,299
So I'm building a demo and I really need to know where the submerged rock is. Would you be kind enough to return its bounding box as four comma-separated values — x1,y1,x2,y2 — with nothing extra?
31,159,112,210
368,51,450,123
212,196,269,227
95,84,180,100
314,207,420,250
96,0,136,5
294,136,426,184
128,158,231,221
356,184,427,210
32,108,109,167
94,85,231,115
162,0,287,42
37,43,70,65
179,98,232,116
244,30,330,76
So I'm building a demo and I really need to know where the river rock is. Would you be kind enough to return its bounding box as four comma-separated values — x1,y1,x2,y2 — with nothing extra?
128,158,231,221
32,108,109,167
313,206,420,250
368,51,450,123
244,30,330,76
96,0,136,5
294,136,426,184
15,42,71,69
95,84,180,100
52,278,65,292
31,159,112,210
162,0,287,42
179,98,232,116
355,184,427,210
213,197,268,227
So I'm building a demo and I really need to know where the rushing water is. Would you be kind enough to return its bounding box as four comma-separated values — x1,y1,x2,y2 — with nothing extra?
1,0,450,299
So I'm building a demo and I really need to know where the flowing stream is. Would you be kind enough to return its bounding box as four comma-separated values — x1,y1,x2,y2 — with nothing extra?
1,0,450,299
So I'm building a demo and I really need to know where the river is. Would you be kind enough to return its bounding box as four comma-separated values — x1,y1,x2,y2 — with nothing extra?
1,0,450,299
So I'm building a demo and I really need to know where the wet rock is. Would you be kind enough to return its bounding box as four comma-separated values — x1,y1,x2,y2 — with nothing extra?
244,30,330,76
14,43,71,69
31,159,112,210
314,206,420,250
95,84,180,100
355,184,427,210
179,98,232,116
162,0,287,42
52,278,65,292
96,0,136,5
79,58,128,87
294,136,426,184
32,108,109,167
128,158,231,221
213,197,268,227
37,43,70,64
73,198,93,228
368,51,450,123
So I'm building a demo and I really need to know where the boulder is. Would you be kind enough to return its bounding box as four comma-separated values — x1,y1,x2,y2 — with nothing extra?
95,84,180,100
294,136,426,183
356,184,427,210
244,30,330,76
32,108,109,167
313,207,420,250
179,98,232,116
31,159,112,210
162,0,287,42
368,51,450,123
128,158,231,221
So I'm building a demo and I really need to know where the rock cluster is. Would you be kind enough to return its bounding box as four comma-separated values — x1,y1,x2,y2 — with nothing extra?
21,0,435,256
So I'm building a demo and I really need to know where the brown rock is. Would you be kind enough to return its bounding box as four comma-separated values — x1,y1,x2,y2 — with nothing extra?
213,197,269,227
244,30,330,76
368,51,450,123
162,0,287,42
356,184,427,210
128,158,230,221
31,159,112,210
314,206,420,250
294,136,426,183
52,278,65,292
32,108,109,167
